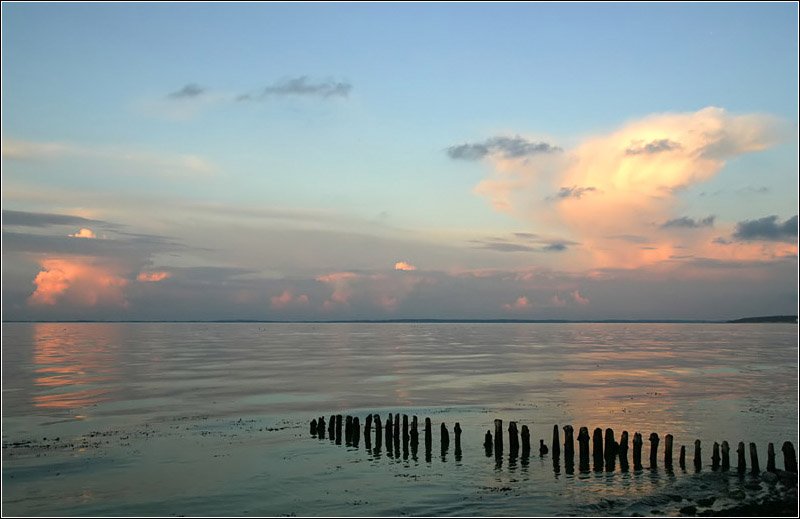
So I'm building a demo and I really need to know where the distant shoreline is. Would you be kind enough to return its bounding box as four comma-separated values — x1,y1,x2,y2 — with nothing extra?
3,315,797,324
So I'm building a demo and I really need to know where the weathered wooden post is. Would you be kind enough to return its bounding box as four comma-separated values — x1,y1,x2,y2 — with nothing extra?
345,416,353,444
737,441,746,473
552,424,561,458
494,419,504,455
454,423,462,459
632,432,643,470
721,441,730,470
749,442,760,474
441,423,450,458
317,416,326,439
374,414,382,441
509,422,520,457
679,445,686,470
410,416,419,446
767,443,776,473
484,430,493,457
394,413,400,440
385,414,393,447
365,414,372,435
352,417,360,446
578,427,590,471
521,425,531,458
619,431,629,471
664,434,674,469
425,417,432,455
335,414,343,444
539,439,548,456
310,418,318,436
328,415,335,439
649,432,659,469
402,415,409,458
563,425,575,461
592,428,604,471
782,441,797,473
693,439,701,471
712,442,720,470
604,428,617,470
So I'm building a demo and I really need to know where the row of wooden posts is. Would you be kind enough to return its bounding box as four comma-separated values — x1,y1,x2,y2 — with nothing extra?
310,414,798,475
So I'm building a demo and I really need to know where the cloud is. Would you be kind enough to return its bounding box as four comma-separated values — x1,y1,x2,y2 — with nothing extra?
394,261,417,271
625,138,682,155
167,83,206,99
473,241,537,252
571,290,589,305
446,136,561,161
270,289,310,309
238,76,352,100
2,209,103,228
732,215,798,242
550,186,597,200
660,216,716,229
503,296,532,311
468,106,786,269
28,258,129,307
542,242,568,252
68,228,97,239
137,271,171,283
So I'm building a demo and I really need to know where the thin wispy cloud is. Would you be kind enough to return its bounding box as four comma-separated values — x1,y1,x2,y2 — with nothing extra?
238,76,352,101
167,83,206,99
660,216,716,229
446,136,561,161
549,186,597,200
625,138,682,155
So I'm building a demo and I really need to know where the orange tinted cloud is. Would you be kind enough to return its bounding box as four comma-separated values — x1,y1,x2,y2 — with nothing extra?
270,289,310,309
571,290,589,305
137,271,171,282
394,261,417,271
28,258,129,307
68,228,96,239
503,295,532,311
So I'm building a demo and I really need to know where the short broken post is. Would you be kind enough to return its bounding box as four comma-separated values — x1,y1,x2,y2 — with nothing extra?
649,432,659,469
578,427,590,472
521,425,531,458
737,442,746,473
552,424,561,459
749,442,760,474
494,419,504,455
509,422,520,458
441,423,450,458
605,428,617,471
693,439,701,471
317,416,326,439
712,442,720,470
484,430,493,457
310,418,317,436
721,441,730,470
632,432,643,470
664,434,674,469
767,443,776,473
593,428,604,471
619,431,629,471
782,442,797,473
454,422,462,460
679,445,686,470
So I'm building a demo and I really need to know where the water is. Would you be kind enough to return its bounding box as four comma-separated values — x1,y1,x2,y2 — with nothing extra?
2,322,797,516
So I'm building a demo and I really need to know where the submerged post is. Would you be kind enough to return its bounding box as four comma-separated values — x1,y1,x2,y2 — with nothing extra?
767,443,776,473
632,432,643,470
619,431,629,471
749,442,760,474
578,427,590,471
552,424,561,459
494,419,504,455
679,445,686,470
521,425,531,458
593,428,604,471
712,442,720,470
664,434,674,469
649,432,659,469
721,441,730,470
737,442,746,473
782,442,797,473
509,422,520,457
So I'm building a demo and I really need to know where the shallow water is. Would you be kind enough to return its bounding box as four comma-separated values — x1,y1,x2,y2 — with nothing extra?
2,322,797,516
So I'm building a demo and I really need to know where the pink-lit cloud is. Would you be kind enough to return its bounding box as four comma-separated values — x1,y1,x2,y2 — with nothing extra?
270,289,310,309
572,290,589,305
68,228,97,239
503,296,532,311
394,261,417,271
136,271,171,282
28,258,129,307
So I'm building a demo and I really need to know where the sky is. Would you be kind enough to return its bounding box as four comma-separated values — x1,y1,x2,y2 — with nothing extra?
2,2,798,321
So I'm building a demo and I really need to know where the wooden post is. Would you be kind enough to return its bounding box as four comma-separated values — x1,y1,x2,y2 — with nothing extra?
578,427,590,471
767,443,776,473
521,425,531,458
403,415,409,443
619,431,629,471
425,417,432,463
374,414,382,439
539,439,548,456
749,442,760,474
664,434,674,468
335,414,343,444
632,432,643,470
693,439,701,471
509,422,519,456
781,442,797,473
365,414,373,436
454,423,462,456
712,442,720,470
345,416,353,444
592,428,603,471
737,441,746,473
649,432,659,469
679,445,686,470
552,424,561,458
352,417,360,446
410,416,419,445
563,425,575,461
310,418,317,436
604,428,617,469
317,416,326,439
484,430,493,457
385,414,393,446
328,415,335,439
721,441,730,470
394,413,400,440
441,423,450,458
494,419,504,454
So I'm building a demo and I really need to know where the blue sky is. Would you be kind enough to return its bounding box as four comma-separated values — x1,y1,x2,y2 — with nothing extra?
2,2,798,320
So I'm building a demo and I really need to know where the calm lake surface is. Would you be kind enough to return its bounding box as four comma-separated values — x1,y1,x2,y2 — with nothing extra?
2,322,798,516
